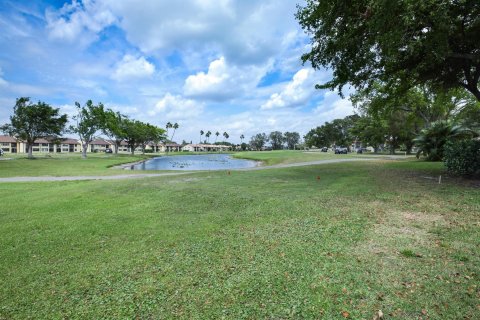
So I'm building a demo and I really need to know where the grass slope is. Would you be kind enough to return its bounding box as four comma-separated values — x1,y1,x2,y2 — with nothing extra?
0,154,153,177
0,159,478,319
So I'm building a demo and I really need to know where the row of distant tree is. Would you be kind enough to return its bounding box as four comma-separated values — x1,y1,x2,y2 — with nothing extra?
198,130,230,144
295,0,480,165
1,97,166,158
303,86,479,158
248,131,301,150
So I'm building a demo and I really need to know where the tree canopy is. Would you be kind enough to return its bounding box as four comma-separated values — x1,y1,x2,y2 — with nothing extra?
269,131,285,150
120,119,165,155
284,131,301,149
296,0,480,101
249,133,268,150
70,100,106,158
102,109,127,154
305,115,360,149
1,97,67,158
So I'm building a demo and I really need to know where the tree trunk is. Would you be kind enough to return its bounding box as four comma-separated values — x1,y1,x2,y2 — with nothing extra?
405,141,414,155
114,142,119,155
82,143,88,158
390,143,395,155
27,143,33,158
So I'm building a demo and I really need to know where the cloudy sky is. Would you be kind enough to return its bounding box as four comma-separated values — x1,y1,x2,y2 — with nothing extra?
0,0,354,143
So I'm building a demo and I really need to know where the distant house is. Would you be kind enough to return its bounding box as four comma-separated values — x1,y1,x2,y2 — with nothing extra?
159,143,181,152
117,140,130,153
182,144,230,152
0,135,19,153
89,139,112,152
57,138,80,153
182,144,202,152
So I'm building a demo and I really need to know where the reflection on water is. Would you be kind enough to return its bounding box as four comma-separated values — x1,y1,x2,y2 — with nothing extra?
130,154,257,171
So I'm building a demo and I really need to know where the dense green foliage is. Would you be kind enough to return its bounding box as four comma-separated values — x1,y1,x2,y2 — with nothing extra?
120,119,165,155
102,110,127,154
414,120,476,161
304,115,360,149
296,0,480,101
70,100,106,158
284,131,300,150
268,131,284,150
249,132,268,150
444,139,480,177
1,97,68,158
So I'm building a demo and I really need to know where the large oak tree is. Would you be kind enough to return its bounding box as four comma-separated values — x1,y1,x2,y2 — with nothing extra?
296,0,480,100
1,97,67,158
70,100,106,159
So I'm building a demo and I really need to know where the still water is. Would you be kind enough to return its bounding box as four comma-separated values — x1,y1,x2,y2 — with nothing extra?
130,154,258,171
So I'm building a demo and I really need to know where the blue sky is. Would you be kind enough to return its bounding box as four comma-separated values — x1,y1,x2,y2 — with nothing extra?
0,0,354,143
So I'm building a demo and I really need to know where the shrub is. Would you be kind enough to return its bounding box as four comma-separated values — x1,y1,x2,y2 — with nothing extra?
444,139,480,177
414,120,475,161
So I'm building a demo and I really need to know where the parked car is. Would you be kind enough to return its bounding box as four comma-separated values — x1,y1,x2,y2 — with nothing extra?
321,147,328,152
356,148,363,154
334,147,348,154
105,148,113,153
0,149,4,156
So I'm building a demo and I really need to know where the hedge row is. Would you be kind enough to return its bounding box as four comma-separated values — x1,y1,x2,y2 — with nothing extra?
444,139,480,177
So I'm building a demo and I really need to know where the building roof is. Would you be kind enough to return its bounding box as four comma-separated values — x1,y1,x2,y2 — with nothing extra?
90,139,111,145
0,135,17,143
0,135,81,144
184,144,229,148
61,138,80,144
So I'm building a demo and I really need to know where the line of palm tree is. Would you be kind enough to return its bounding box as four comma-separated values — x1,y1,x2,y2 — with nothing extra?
215,131,220,143
206,131,211,143
200,130,204,143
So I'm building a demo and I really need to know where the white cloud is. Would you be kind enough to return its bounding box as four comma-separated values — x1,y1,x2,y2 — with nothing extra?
261,68,316,109
184,57,269,100
0,68,7,86
313,91,355,121
112,55,155,81
53,0,303,65
151,93,204,121
45,0,116,43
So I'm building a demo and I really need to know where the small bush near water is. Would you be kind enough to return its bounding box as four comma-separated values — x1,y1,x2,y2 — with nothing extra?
444,139,480,177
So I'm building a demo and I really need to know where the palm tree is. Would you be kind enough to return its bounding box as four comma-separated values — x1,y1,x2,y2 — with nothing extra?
165,122,172,141
206,131,211,143
215,131,220,143
200,130,204,143
170,122,179,141
223,132,230,150
414,120,475,161
240,134,244,144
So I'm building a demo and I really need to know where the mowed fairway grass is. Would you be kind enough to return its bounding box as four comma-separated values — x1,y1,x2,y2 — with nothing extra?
0,152,479,319
0,153,154,177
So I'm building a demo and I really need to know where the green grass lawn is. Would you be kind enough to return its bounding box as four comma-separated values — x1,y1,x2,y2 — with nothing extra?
233,150,410,165
0,154,478,319
0,153,156,177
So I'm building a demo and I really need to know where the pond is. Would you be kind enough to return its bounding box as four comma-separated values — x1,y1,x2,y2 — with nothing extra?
130,154,258,171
